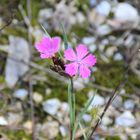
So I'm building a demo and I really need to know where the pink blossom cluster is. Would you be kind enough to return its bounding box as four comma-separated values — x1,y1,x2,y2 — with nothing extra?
35,36,96,78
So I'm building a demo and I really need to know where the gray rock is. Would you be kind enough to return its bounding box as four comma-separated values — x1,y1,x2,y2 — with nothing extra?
90,0,97,7
38,8,53,24
114,3,139,22
7,112,23,126
5,36,30,88
97,24,112,36
102,116,112,126
88,91,105,109
114,53,123,61
14,89,28,100
82,114,92,122
115,111,136,127
82,37,96,45
124,100,135,110
33,92,43,104
96,1,111,16
89,44,97,52
59,125,68,137
41,121,59,139
43,99,61,115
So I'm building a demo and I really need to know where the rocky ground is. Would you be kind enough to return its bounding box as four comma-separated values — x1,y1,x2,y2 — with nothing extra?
0,0,140,140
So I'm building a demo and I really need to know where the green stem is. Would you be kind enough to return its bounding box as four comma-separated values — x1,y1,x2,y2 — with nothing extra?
68,78,75,140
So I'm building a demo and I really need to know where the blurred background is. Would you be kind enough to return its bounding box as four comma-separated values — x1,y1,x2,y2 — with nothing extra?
0,0,140,140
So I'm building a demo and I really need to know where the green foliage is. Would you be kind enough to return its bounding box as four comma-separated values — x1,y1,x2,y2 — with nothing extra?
4,130,31,140
105,136,121,140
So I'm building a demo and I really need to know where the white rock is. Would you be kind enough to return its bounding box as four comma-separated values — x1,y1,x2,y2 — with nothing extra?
88,91,105,109
0,116,8,126
92,94,105,106
90,0,97,7
14,89,28,100
60,102,69,113
7,112,23,126
43,99,61,115
59,125,68,137
96,1,111,16
124,100,135,110
82,114,92,122
45,88,52,95
97,24,111,36
82,37,96,45
73,78,85,90
33,92,43,103
23,120,33,134
76,12,85,23
5,36,30,88
105,46,117,57
89,44,97,52
114,3,139,22
41,121,59,139
38,8,53,23
115,111,136,127
102,116,112,126
114,53,123,61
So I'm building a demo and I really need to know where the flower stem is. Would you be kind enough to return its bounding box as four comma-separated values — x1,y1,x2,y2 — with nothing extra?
68,78,75,140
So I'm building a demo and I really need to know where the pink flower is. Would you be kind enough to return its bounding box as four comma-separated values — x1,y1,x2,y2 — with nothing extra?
35,36,61,59
64,44,96,78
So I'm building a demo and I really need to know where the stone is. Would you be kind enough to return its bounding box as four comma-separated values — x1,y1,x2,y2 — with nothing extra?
0,116,8,126
82,114,92,122
82,37,96,45
45,88,52,95
43,99,61,115
102,116,112,126
89,44,97,52
23,120,33,134
41,121,59,139
90,0,97,7
124,100,135,110
114,53,123,61
76,12,85,23
13,89,28,100
88,91,105,108
105,46,117,57
5,36,30,88
59,125,68,137
114,3,139,22
115,111,136,127
97,24,111,36
96,1,111,16
7,112,23,126
33,92,43,104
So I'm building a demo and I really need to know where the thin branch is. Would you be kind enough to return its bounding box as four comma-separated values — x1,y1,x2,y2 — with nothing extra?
29,79,36,140
88,46,140,139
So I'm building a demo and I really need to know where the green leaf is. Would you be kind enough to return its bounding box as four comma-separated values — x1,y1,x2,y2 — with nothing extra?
79,122,88,140
72,91,96,138
40,24,51,37
60,22,68,49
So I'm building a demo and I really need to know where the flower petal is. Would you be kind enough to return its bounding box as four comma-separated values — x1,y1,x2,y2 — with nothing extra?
52,37,61,53
40,53,51,59
79,65,91,78
64,48,76,61
76,44,88,60
81,54,96,67
35,37,51,53
65,62,78,76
